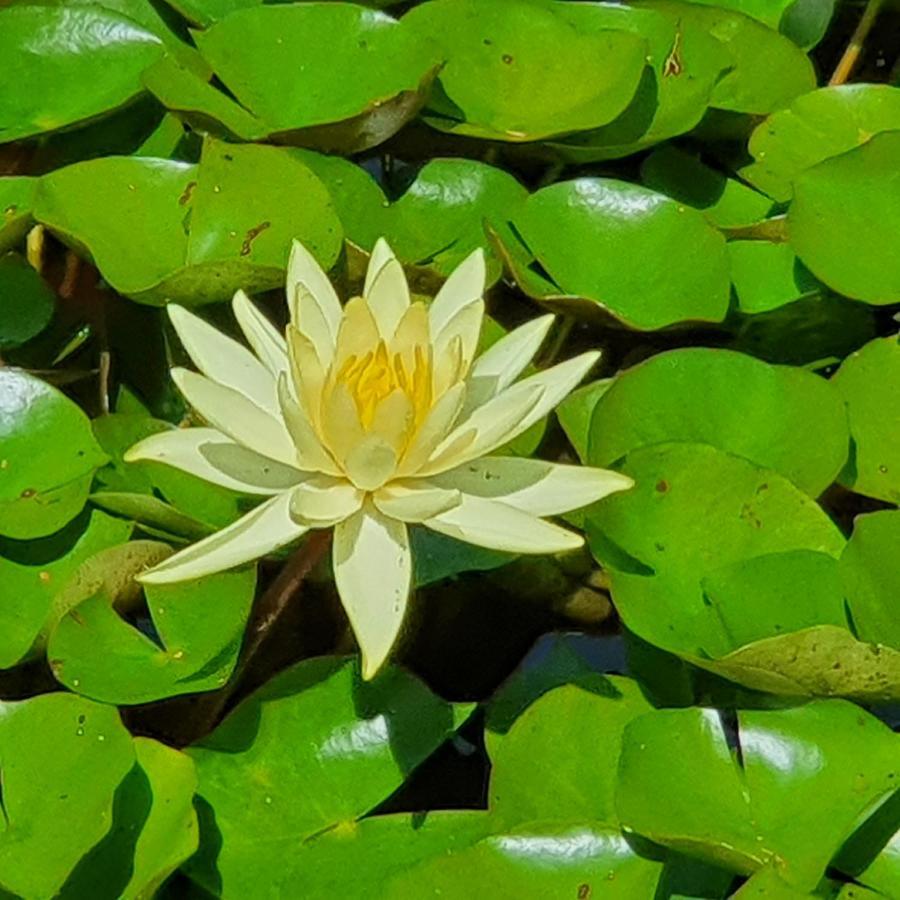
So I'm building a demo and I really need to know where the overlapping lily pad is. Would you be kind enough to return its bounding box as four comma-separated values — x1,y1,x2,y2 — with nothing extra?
0,369,108,539
727,242,822,314
0,252,55,350
500,179,730,330
788,132,900,305
404,0,647,141
0,5,164,144
0,178,37,252
587,348,849,496
34,138,342,305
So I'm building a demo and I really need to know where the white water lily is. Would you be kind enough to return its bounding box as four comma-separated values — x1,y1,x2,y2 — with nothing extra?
126,238,632,677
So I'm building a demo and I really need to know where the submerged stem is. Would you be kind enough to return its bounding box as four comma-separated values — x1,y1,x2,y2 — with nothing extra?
829,0,885,86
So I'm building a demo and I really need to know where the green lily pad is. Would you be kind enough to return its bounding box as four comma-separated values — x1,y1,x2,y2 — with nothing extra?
0,5,164,144
587,348,849,496
685,0,835,48
0,510,132,668
160,0,258,27
0,178,37,252
0,369,108,539
48,542,256,704
488,679,653,827
160,4,442,152
0,253,55,350
556,379,614,463
404,0,647,141
383,822,665,899
832,336,900,503
639,1,815,115
617,701,899,889
642,146,774,228
744,84,900,202
504,179,730,330
187,657,474,898
588,443,846,659
34,138,342,305
0,692,135,899
788,132,900,305
728,241,822,314
840,510,900,648
547,3,731,160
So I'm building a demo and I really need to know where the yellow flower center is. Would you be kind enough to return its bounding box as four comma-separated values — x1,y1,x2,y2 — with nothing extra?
336,339,432,430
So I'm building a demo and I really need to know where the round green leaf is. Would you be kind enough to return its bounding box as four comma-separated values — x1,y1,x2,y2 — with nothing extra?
48,542,256,704
190,3,441,151
588,443,845,659
686,0,835,48
744,85,900,202
0,178,37,253
617,701,899,889
186,658,473,898
34,138,342,305
0,253,55,350
588,348,849,496
405,0,647,141
788,132,900,305
0,510,132,668
832,336,900,502
508,179,730,330
0,369,108,539
0,693,135,899
383,823,665,899
0,6,164,144
728,241,821,314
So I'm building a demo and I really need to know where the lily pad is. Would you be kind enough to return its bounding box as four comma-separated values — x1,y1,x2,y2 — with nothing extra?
728,241,822,314
404,0,647,141
586,348,849,496
0,510,133,668
0,178,37,252
0,5,164,144
0,692,135,899
832,336,900,503
617,701,899,889
744,84,900,202
47,541,256,704
160,3,442,152
0,252,55,350
0,369,108,539
587,443,845,659
187,657,473,898
34,138,342,305
504,178,730,330
788,132,900,305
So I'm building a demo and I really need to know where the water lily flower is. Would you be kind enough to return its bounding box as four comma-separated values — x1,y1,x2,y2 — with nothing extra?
125,239,632,677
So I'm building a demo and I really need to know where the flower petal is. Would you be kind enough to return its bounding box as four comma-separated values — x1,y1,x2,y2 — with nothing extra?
286,325,327,421
138,491,307,585
333,504,411,680
172,368,297,467
428,249,485,336
168,304,278,415
331,296,381,374
344,435,398,491
374,480,461,523
466,314,554,410
288,242,341,367
289,474,363,526
433,457,633,515
432,299,484,389
277,374,341,475
398,381,467,476
232,289,288,378
363,236,396,295
125,427,304,495
364,239,410,338
423,494,583,554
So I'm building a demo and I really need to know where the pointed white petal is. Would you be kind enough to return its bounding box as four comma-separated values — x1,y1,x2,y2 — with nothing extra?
333,504,411,680
232,290,288,377
433,457,633,516
287,240,341,364
364,237,396,295
277,374,341,475
343,435,398,491
168,304,278,415
364,243,409,338
172,368,297,468
423,494,583,554
125,427,304,495
373,480,461,522
138,492,307,584
289,474,363,526
432,299,484,384
466,314,554,410
428,249,486,336
397,382,467,476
